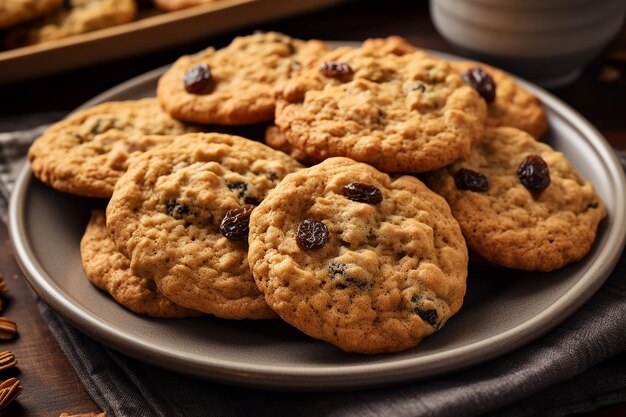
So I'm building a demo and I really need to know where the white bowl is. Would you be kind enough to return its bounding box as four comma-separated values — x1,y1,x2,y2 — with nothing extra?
430,0,626,87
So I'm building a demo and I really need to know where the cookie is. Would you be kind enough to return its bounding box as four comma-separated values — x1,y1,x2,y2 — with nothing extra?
426,127,606,271
0,0,62,29
358,38,549,139
28,98,198,198
453,61,548,138
4,0,136,49
81,210,201,318
153,0,219,11
157,32,330,125
275,43,486,173
248,157,468,353
264,125,319,165
361,36,429,57
106,132,303,319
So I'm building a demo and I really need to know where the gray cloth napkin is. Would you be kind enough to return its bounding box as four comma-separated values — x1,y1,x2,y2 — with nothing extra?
3,118,626,417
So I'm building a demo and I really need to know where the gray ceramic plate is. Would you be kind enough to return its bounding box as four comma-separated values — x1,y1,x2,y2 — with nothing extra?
8,49,626,390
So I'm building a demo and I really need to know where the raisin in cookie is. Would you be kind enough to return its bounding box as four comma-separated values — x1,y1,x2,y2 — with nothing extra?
426,127,606,271
453,61,548,138
106,132,303,319
81,210,201,318
0,0,62,30
4,0,136,48
28,98,198,198
157,32,330,125
356,38,548,139
248,157,468,353
275,44,486,173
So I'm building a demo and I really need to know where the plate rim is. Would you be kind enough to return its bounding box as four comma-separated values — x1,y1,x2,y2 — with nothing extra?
8,47,626,389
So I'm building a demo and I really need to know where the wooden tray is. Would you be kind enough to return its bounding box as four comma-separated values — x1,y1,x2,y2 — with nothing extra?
0,0,345,84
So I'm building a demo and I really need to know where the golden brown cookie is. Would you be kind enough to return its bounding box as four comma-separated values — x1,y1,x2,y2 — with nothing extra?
28,98,198,198
106,132,303,319
0,0,62,29
157,32,330,125
426,127,606,271
4,0,136,48
453,61,548,138
248,157,468,353
275,44,486,173
81,210,201,318
361,36,429,57
264,125,319,165
357,38,549,139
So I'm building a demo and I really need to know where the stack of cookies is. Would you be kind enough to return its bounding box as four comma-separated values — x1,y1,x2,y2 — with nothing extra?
28,32,606,354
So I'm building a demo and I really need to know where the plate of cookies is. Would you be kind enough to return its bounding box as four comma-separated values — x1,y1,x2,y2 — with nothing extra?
9,33,626,389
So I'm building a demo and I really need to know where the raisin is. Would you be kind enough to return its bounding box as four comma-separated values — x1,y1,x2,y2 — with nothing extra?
415,308,438,327
220,205,254,241
587,202,598,209
227,182,259,205
462,67,496,103
166,200,191,219
517,155,550,191
328,261,346,278
226,181,248,199
296,219,329,250
266,171,279,182
342,182,383,203
343,277,370,290
404,81,426,93
184,63,212,94
244,196,260,206
328,263,369,290
320,62,353,78
454,168,489,192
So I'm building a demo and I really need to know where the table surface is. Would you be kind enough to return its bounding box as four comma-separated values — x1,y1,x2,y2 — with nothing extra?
0,1,625,416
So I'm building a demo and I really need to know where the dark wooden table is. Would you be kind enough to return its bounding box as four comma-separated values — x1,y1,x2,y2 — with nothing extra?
0,1,624,416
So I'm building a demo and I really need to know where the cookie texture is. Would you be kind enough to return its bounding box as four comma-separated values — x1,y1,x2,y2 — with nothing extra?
361,36,429,57
28,98,198,198
0,0,62,29
427,127,606,271
81,210,201,318
4,0,136,48
350,38,548,139
275,44,486,173
264,125,319,165
453,61,548,138
248,157,468,353
106,132,303,319
157,32,330,125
